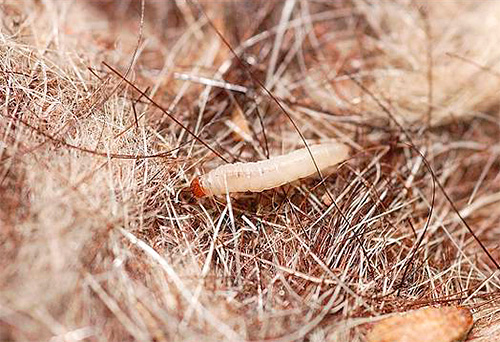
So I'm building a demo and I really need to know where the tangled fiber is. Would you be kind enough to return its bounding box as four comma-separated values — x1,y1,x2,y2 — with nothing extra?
1,1,499,341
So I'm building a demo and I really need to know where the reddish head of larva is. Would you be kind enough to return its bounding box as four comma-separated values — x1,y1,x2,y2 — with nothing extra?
190,177,207,198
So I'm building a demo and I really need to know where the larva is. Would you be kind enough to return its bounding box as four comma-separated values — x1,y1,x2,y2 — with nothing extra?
366,306,473,342
191,142,349,197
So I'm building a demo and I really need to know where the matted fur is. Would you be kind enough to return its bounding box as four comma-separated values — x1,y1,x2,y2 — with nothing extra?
1,1,499,341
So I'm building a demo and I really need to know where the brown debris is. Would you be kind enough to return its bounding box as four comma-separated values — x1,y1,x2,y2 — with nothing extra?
366,307,473,342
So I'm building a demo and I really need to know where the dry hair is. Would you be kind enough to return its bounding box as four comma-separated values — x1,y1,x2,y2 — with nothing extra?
1,1,500,342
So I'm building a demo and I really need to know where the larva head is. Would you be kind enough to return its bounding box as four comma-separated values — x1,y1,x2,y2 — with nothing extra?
190,177,207,198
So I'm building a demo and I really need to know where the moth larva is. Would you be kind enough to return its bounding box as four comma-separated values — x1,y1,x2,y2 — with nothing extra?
191,142,349,197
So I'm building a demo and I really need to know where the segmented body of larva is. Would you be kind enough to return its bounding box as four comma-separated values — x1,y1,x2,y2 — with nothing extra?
191,142,349,197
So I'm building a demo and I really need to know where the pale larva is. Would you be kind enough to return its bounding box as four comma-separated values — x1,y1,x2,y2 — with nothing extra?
191,142,349,197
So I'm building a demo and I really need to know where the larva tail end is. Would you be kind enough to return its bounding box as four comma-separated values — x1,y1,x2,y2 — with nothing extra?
191,177,207,198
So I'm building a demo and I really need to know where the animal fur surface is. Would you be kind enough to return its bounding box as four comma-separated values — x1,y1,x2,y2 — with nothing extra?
1,1,499,341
